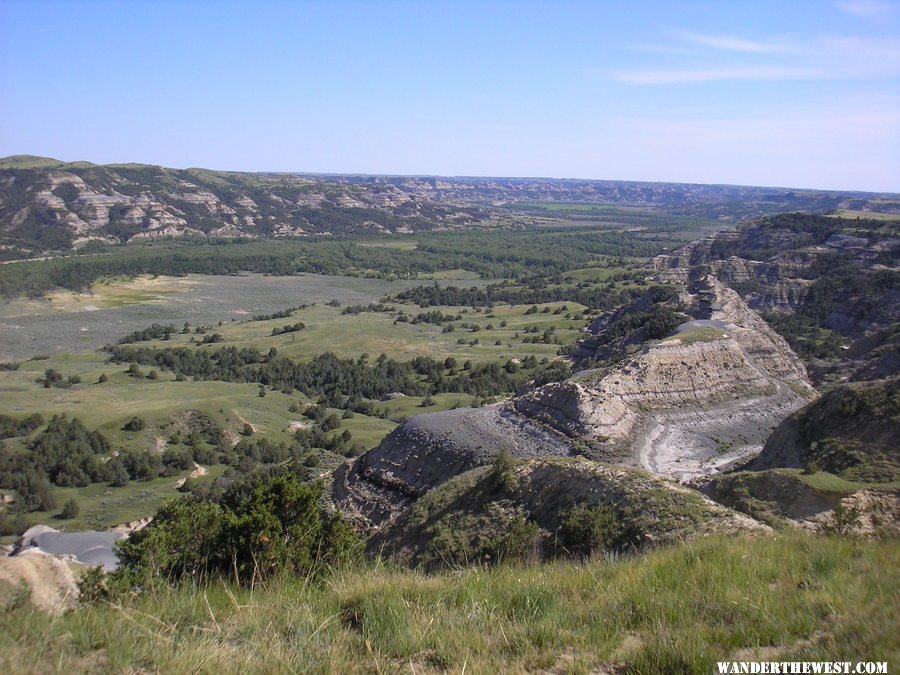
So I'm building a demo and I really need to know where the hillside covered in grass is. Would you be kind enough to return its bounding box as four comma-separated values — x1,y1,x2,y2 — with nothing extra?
1,533,897,673
752,377,899,482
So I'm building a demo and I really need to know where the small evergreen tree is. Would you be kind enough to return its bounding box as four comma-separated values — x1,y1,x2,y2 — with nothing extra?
60,498,80,519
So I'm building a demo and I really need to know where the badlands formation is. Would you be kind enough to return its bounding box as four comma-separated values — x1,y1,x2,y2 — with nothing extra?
333,273,816,533
4,155,889,249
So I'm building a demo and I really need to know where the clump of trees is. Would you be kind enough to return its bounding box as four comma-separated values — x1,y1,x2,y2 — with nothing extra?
112,469,360,587
60,498,80,519
0,224,672,299
0,413,227,509
390,278,645,312
271,322,305,336
341,303,394,315
250,306,307,322
0,413,43,440
123,416,146,432
412,310,460,325
118,323,176,344
18,416,110,488
557,503,624,557
36,368,81,388
108,346,572,405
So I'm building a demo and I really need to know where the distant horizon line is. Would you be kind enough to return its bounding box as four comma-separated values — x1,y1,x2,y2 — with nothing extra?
1,153,897,197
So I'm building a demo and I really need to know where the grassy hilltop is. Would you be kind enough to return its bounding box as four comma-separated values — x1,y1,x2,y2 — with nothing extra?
1,533,897,673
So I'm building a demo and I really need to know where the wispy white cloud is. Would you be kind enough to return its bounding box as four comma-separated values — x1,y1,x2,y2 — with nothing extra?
12,27,66,37
611,33,900,85
822,35,900,61
613,66,821,85
628,43,698,56
670,30,793,54
835,0,898,17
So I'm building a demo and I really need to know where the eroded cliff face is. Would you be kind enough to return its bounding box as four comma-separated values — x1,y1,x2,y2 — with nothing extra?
0,164,488,251
574,276,812,403
5,159,898,254
547,277,813,481
821,286,900,338
333,277,816,529
714,256,814,311
650,215,899,399
652,216,900,339
512,382,638,442
653,247,822,315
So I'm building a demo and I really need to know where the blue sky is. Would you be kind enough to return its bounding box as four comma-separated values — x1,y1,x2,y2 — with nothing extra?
1,0,898,191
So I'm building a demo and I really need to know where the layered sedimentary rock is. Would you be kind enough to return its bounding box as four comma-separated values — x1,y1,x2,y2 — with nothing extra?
512,381,637,441
651,217,899,332
595,339,770,406
333,276,816,528
712,279,812,387
5,157,897,253
715,256,813,311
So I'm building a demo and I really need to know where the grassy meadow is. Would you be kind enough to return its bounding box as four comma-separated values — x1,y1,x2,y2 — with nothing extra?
132,300,591,363
0,357,397,535
1,265,626,534
42,467,227,531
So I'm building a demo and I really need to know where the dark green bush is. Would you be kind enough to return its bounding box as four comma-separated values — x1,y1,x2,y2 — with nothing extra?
558,502,622,557
123,416,146,432
495,515,538,562
0,416,109,493
491,449,518,494
113,470,360,587
77,566,110,605
60,498,80,519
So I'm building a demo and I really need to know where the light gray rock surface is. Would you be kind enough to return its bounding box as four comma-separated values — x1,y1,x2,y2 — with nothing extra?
13,525,125,571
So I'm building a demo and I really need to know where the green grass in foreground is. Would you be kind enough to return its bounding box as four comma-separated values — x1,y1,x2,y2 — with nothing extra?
0,533,897,673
